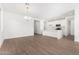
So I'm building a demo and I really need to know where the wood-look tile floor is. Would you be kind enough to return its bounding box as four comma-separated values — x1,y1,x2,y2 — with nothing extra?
0,35,79,55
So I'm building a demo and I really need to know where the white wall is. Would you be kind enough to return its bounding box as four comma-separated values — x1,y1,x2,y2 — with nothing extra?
71,20,74,35
0,4,4,47
0,9,3,47
29,3,77,19
0,9,1,33
0,9,1,32
75,8,79,42
3,11,34,39
40,20,45,34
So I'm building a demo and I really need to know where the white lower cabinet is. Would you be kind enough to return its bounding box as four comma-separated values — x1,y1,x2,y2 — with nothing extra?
43,30,63,39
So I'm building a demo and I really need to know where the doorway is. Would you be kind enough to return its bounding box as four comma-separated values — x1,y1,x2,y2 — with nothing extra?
67,16,74,41
34,20,41,35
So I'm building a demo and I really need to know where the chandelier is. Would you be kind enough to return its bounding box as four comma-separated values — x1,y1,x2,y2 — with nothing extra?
24,3,32,19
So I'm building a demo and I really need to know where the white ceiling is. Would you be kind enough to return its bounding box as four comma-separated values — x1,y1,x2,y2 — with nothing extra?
1,3,79,19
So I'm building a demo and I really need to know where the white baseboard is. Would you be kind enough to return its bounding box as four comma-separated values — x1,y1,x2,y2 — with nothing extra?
0,34,34,48
4,34,34,39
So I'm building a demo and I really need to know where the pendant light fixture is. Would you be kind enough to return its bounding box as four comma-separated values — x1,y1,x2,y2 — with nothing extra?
24,3,31,19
